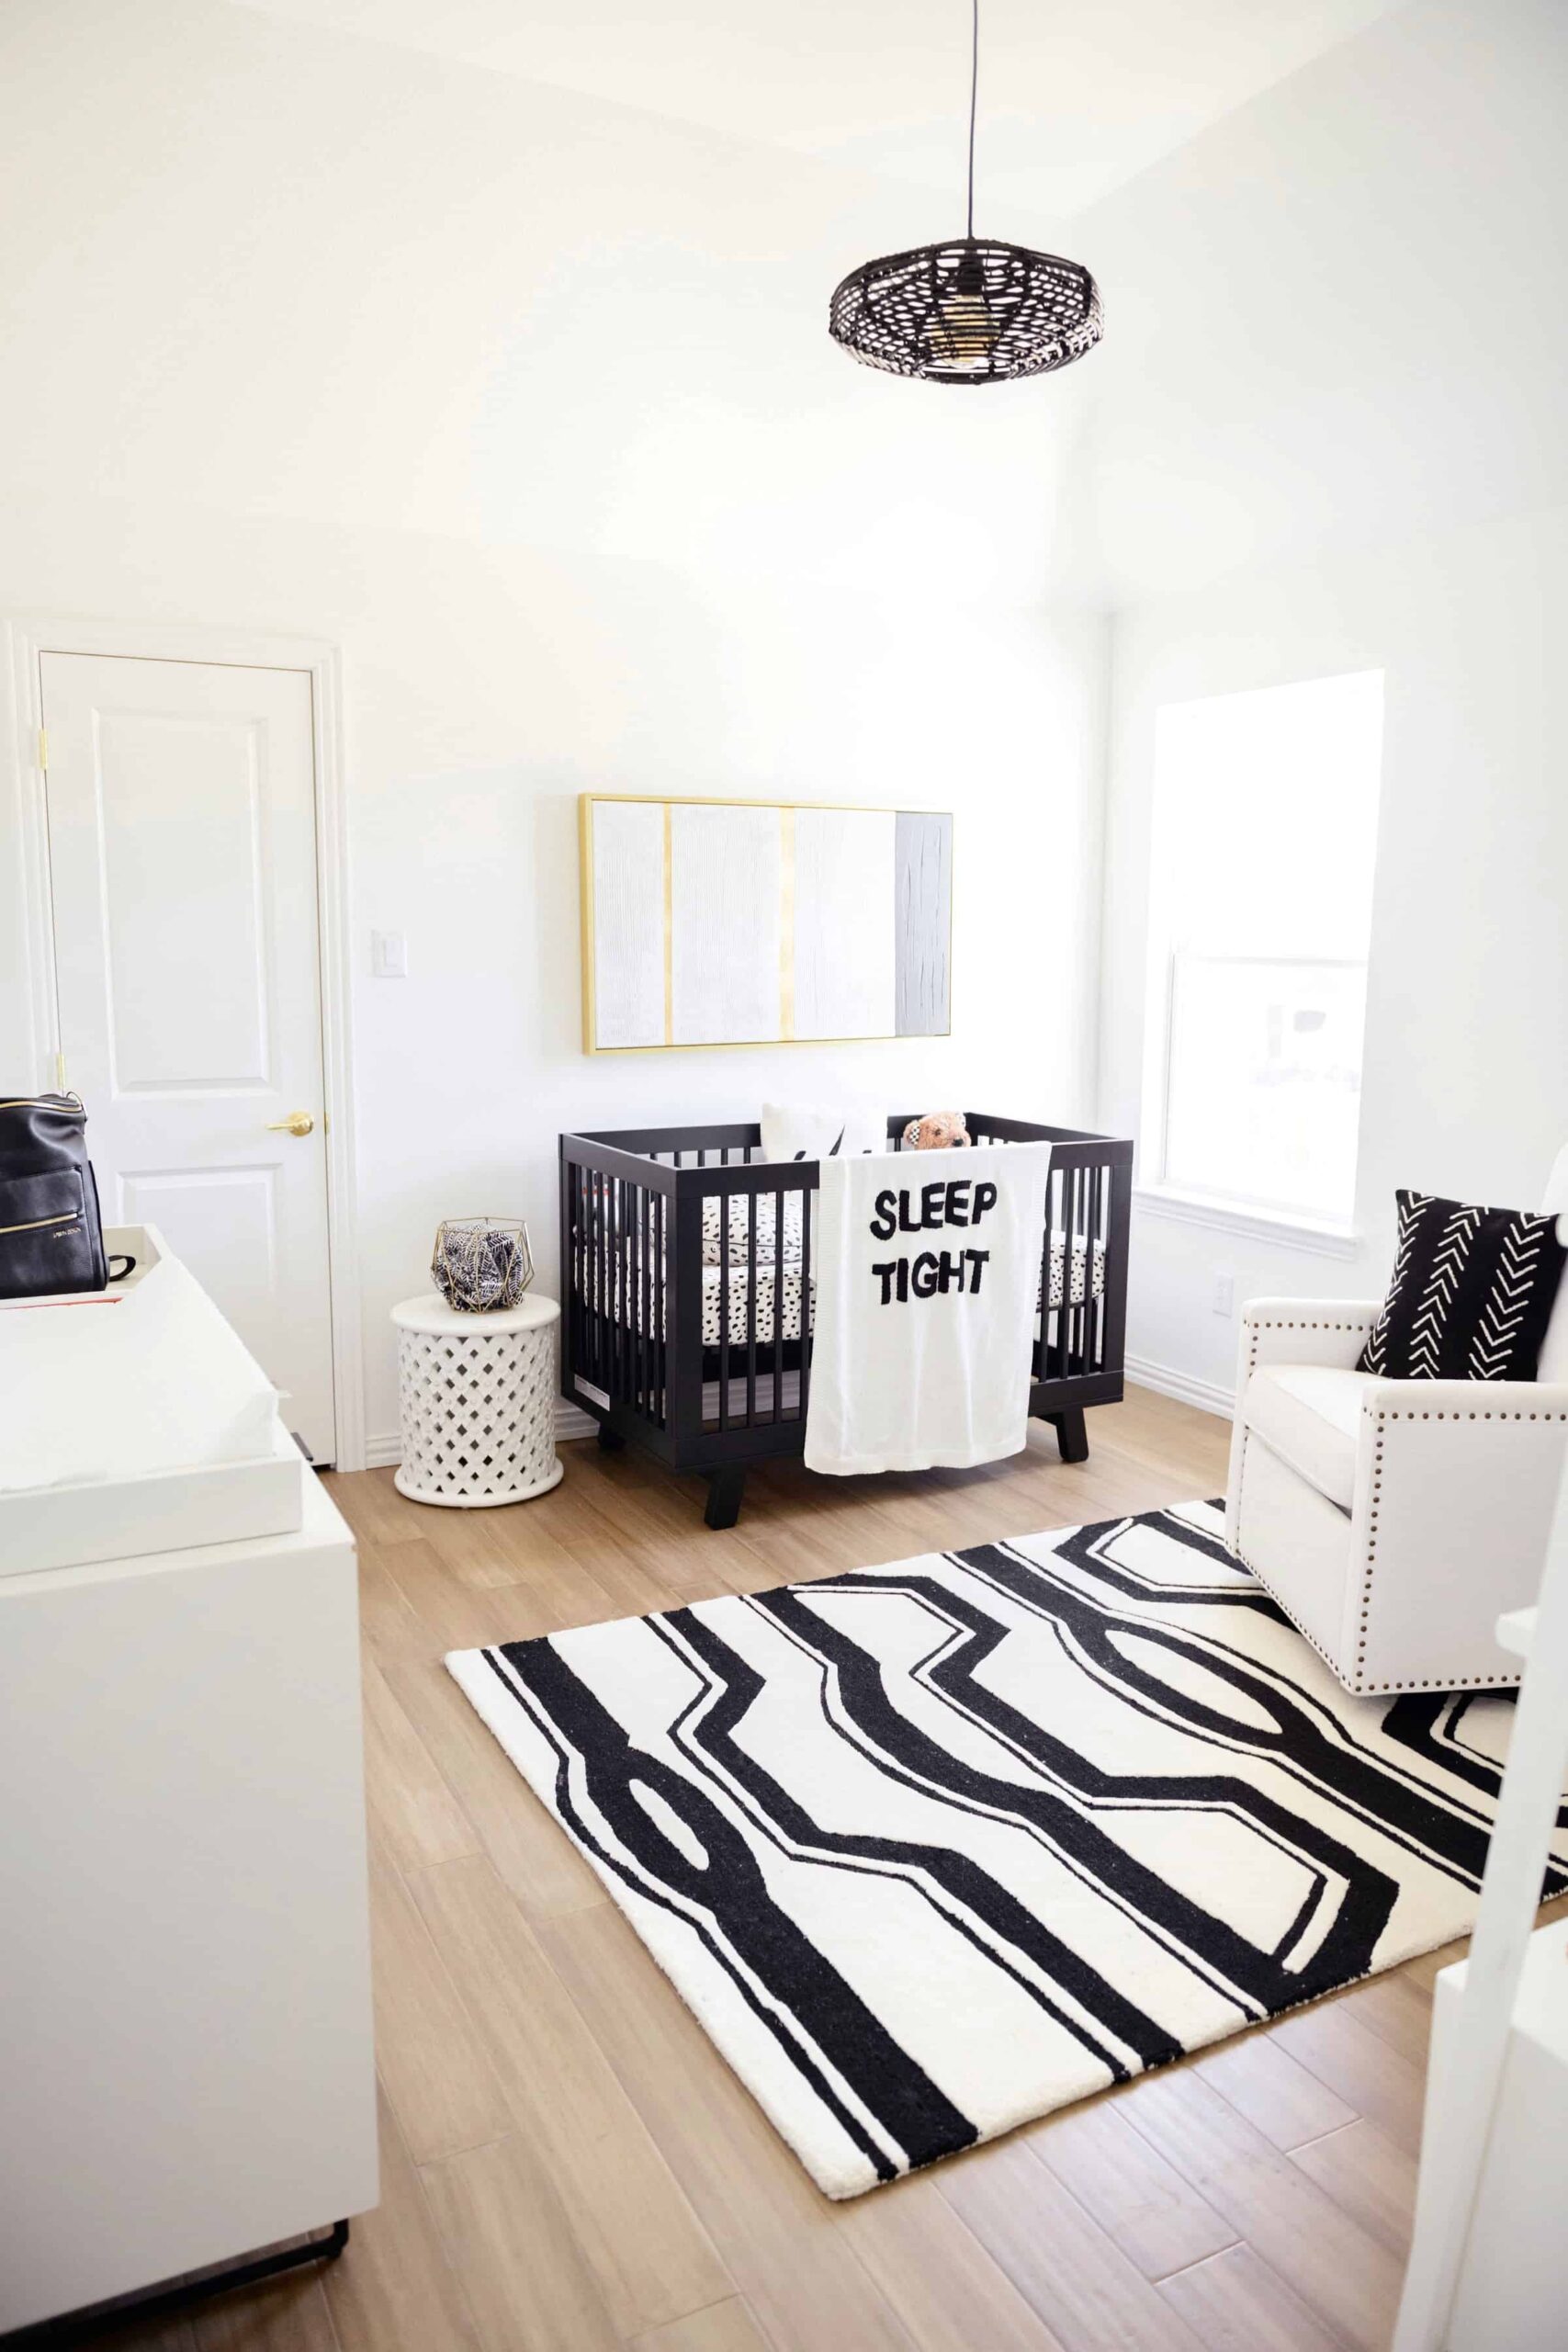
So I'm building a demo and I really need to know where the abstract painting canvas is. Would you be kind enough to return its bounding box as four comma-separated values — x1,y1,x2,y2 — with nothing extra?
580,794,952,1053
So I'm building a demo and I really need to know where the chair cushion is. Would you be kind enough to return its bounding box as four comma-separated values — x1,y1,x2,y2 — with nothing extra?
1242,1364,1375,1512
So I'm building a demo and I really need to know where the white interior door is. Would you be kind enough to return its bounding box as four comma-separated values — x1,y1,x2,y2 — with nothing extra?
39,651,337,1460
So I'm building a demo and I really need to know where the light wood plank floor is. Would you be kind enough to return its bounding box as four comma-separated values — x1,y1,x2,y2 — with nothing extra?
67,1388,1553,2352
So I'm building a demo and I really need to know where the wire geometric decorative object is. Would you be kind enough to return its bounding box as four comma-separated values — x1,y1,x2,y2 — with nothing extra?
829,238,1101,386
829,0,1102,387
431,1216,535,1313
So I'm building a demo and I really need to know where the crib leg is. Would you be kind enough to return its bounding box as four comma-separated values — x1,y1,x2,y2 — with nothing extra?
1051,1408,1089,1464
596,1424,626,1453
705,1467,747,1530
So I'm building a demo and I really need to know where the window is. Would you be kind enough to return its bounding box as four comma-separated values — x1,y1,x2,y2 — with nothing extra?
1141,671,1384,1230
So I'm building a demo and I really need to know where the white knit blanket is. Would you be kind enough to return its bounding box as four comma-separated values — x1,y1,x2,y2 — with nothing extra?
803,1142,1051,1475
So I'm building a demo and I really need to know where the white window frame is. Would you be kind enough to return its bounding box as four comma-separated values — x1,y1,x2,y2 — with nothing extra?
1134,678,1382,1259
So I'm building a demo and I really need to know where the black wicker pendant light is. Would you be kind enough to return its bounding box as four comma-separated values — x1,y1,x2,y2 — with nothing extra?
829,0,1102,387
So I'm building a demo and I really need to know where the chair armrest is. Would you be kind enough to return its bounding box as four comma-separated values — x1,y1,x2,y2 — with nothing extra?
1341,1382,1568,1689
1238,1298,1382,1378
1359,1378,1568,1422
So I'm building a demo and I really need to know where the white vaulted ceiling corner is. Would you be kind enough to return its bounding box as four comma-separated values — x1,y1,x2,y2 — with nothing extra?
227,0,1404,222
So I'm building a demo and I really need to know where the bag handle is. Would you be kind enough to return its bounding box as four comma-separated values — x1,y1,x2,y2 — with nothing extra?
107,1253,137,1283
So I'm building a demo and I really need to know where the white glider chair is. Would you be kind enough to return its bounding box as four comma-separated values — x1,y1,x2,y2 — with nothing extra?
1225,1147,1568,1695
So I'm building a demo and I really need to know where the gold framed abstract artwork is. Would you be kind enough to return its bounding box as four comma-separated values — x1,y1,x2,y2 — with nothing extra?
579,794,953,1055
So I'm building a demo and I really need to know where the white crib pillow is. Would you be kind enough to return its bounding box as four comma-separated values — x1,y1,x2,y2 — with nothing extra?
760,1103,887,1162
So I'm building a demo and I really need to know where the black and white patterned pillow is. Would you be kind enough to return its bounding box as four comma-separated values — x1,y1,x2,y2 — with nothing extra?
1359,1190,1567,1382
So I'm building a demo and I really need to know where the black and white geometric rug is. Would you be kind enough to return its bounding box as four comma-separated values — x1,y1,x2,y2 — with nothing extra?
447,1500,1566,2199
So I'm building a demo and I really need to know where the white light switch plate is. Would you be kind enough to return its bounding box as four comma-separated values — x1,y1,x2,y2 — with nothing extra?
370,930,407,978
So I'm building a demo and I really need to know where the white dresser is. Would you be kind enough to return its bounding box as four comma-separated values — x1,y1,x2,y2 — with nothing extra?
0,1230,378,2333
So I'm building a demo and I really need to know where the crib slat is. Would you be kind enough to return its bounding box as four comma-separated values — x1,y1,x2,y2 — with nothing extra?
583,1162,592,1388
583,1166,593,1390
628,1177,638,1416
1082,1167,1096,1376
640,1182,650,1417
1080,1166,1092,1373
654,1188,665,1422
606,1167,616,1397
630,1177,641,1417
1055,1166,1067,1381
603,1168,613,1396
581,1163,591,1387
1062,1165,1076,1379
1066,1165,1080,1377
609,1170,619,1398
1044,1163,1060,1381
590,1168,601,1393
1089,1164,1105,1372
629,1176,639,1411
745,1190,758,1430
798,1176,812,1423
577,1161,585,1385
1045,1162,1057,1382
773,1176,786,1425
1069,1164,1084,1376
1080,1165,1091,1373
594,1166,603,1395
718,1187,730,1431
622,1176,630,1404
1039,1169,1054,1383
614,1174,626,1408
566,1158,578,1389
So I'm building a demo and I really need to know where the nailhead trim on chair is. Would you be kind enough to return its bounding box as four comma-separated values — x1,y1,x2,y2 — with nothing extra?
1352,1402,1568,1684
1245,1319,1378,1329
1235,1317,1558,1693
1232,1420,1527,1697
1367,1408,1568,1419
1233,1510,1522,1694
1241,1313,1377,1387
1351,1416,1384,1684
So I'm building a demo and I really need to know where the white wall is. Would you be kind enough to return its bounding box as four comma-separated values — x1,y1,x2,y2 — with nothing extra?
11,0,1557,1443
0,0,1108,1454
1082,0,1568,1405
1099,504,1568,1402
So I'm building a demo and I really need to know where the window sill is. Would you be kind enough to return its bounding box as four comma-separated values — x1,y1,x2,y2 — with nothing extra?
1134,1187,1362,1260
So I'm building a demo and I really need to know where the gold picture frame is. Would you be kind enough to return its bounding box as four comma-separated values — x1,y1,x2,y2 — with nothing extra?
579,793,953,1056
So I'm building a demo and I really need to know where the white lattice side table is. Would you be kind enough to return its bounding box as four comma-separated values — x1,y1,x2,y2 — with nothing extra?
391,1293,563,1508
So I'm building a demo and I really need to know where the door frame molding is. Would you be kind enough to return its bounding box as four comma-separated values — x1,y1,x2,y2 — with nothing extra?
3,614,367,1471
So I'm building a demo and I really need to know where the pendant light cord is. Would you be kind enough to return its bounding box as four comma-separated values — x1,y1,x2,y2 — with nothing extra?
965,0,979,239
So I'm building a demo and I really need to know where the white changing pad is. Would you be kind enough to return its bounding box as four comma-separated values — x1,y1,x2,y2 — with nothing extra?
0,1241,282,1495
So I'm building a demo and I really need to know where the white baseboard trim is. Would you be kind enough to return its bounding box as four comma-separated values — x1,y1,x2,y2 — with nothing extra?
370,1377,1234,1464
1125,1353,1235,1420
364,1400,597,1472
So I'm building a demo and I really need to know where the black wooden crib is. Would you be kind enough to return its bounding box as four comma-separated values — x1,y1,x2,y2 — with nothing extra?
558,1113,1132,1528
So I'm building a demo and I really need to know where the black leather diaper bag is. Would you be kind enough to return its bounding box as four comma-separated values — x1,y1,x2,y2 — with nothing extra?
0,1092,135,1300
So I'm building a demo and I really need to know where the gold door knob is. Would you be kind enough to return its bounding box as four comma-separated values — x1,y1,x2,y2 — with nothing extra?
266,1111,315,1138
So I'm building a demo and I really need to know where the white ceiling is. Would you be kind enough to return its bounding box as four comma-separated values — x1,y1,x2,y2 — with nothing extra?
230,0,1404,222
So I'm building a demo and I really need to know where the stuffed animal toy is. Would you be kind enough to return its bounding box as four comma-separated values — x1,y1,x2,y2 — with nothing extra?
901,1110,972,1150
